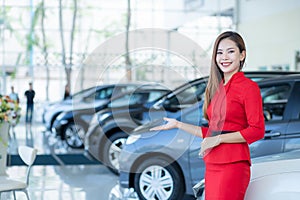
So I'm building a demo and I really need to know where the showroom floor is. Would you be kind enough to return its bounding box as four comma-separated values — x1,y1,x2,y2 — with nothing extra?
3,122,119,200
4,164,118,200
3,121,195,200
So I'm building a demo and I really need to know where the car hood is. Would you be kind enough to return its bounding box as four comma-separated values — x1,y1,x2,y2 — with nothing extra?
252,150,300,164
132,118,165,135
250,150,300,180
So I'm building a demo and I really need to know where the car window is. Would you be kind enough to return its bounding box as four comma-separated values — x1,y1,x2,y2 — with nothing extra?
167,82,207,110
72,87,95,100
109,93,146,108
109,94,130,108
108,90,168,108
129,93,148,105
121,85,138,92
148,91,167,102
112,85,137,96
84,87,114,102
96,88,114,100
260,84,291,121
180,104,203,126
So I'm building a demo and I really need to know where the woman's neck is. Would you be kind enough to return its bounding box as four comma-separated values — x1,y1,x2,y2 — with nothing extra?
223,71,239,85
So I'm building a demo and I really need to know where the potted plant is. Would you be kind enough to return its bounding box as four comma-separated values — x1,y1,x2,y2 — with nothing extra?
0,95,21,175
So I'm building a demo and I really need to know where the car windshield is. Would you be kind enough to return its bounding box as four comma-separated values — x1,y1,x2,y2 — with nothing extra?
109,91,167,108
83,87,114,103
71,87,95,100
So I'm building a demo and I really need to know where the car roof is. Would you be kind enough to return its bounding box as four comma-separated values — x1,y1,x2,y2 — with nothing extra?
257,73,300,84
244,70,300,75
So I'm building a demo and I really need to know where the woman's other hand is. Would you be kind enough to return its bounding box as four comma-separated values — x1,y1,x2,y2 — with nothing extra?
150,117,178,131
199,135,221,156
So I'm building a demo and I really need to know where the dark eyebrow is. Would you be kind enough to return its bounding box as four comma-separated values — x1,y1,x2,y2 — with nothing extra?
227,47,235,51
217,47,235,51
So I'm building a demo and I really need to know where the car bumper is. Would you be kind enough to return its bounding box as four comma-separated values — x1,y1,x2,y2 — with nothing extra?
85,124,104,161
118,142,140,188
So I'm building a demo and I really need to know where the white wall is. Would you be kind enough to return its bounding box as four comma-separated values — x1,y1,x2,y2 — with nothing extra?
161,0,235,29
237,0,300,71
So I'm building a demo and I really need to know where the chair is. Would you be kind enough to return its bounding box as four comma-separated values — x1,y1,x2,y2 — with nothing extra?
0,146,37,200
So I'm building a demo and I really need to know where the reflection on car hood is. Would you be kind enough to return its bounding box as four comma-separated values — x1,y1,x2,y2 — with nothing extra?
252,150,300,164
250,150,300,180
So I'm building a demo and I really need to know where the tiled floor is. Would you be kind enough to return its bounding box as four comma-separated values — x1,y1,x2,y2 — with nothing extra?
2,121,118,200
3,121,195,200
4,165,118,200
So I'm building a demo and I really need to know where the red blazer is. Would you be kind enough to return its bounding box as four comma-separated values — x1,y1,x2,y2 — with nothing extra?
201,72,265,164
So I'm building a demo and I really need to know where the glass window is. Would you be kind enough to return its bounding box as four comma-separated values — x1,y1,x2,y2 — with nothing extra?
181,104,203,125
109,94,131,108
72,87,95,100
168,82,207,109
148,91,166,102
261,84,291,121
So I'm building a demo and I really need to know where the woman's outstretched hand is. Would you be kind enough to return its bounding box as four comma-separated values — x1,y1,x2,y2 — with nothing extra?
150,117,179,131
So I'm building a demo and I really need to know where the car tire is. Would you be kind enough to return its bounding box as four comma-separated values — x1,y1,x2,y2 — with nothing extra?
134,156,185,200
102,131,128,175
64,122,84,148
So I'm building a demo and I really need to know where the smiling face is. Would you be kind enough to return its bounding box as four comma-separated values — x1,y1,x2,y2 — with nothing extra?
216,38,246,81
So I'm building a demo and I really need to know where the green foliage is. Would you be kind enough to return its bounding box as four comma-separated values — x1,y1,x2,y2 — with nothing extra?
0,95,21,125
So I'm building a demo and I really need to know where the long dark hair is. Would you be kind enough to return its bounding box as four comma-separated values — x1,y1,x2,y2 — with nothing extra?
203,31,246,120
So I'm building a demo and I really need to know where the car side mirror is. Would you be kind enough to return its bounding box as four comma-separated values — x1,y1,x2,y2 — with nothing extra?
162,100,179,112
162,99,171,108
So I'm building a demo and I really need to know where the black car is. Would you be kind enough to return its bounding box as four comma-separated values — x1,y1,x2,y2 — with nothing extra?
85,71,299,174
52,85,170,148
117,74,300,199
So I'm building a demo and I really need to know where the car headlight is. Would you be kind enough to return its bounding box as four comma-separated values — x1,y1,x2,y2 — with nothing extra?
126,134,141,145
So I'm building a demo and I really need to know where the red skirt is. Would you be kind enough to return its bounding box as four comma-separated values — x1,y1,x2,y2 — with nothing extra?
204,161,250,200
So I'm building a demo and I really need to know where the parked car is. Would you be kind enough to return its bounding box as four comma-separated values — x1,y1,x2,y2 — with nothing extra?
52,85,170,148
42,87,94,128
85,71,299,174
117,74,300,199
85,76,208,174
42,83,142,131
245,150,300,200
199,149,300,200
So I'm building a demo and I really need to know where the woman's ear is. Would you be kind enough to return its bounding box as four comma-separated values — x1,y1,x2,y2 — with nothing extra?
240,50,246,62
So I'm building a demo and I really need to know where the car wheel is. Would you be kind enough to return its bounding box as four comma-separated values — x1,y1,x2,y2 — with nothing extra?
102,131,128,174
64,122,84,148
134,157,185,200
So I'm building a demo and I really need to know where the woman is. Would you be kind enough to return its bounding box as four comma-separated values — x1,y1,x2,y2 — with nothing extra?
150,31,265,200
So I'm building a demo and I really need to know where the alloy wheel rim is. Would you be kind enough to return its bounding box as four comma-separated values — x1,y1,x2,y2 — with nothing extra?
65,125,84,147
108,138,126,170
139,165,173,200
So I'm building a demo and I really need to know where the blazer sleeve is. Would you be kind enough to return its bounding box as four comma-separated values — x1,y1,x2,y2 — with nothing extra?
240,82,265,144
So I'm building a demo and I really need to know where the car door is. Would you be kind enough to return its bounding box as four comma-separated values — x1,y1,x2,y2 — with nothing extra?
250,81,293,158
181,103,206,187
283,81,300,152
